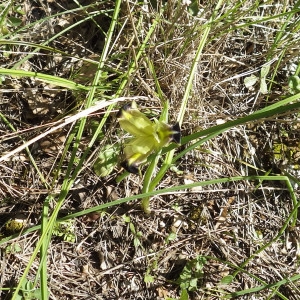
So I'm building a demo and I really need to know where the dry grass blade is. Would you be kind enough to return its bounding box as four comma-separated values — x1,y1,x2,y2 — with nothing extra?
0,97,145,162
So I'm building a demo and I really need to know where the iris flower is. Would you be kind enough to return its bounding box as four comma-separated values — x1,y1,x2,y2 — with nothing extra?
117,101,181,174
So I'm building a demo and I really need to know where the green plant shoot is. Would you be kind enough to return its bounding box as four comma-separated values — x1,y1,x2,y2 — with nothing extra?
117,101,181,174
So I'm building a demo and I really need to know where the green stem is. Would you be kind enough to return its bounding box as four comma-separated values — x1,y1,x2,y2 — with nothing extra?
148,0,224,192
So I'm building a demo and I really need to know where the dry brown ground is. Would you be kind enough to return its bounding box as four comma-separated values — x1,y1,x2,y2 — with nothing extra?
0,0,300,299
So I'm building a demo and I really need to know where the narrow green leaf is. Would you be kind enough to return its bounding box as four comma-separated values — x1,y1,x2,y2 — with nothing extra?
220,275,234,285
0,68,89,90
